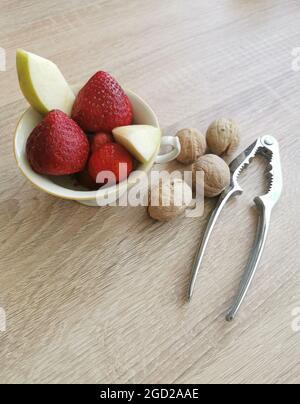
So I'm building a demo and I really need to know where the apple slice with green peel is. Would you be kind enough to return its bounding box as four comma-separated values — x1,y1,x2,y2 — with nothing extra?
16,49,75,116
113,125,161,164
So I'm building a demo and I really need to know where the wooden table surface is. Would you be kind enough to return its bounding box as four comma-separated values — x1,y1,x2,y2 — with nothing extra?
0,0,299,384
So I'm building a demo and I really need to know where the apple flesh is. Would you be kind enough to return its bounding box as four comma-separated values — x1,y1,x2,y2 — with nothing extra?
112,125,161,164
16,49,75,116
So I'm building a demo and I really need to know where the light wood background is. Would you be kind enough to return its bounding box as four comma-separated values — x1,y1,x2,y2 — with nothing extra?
0,0,299,384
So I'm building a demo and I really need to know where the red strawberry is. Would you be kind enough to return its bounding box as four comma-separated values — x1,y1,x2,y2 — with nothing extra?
26,110,89,175
71,71,133,132
90,132,113,153
88,143,133,185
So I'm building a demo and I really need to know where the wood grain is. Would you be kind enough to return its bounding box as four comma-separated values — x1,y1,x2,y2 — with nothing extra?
0,0,300,384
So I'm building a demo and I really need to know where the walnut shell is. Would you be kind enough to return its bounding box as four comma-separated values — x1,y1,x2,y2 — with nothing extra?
206,118,240,156
176,128,206,164
192,154,230,197
148,178,192,221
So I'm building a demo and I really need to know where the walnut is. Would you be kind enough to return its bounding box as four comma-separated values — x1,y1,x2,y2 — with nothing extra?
176,128,206,164
192,154,230,197
206,118,240,156
148,178,192,221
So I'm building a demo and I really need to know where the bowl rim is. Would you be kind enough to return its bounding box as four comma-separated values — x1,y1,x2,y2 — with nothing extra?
13,88,160,201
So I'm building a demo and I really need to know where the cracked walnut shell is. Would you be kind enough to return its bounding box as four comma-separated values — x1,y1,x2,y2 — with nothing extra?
192,154,230,197
176,128,206,164
206,118,240,156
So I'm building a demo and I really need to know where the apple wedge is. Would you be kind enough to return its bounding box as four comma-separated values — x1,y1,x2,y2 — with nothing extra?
112,125,161,164
16,49,75,116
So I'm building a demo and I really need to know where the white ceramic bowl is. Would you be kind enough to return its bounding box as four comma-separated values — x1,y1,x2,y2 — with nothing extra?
14,89,180,206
